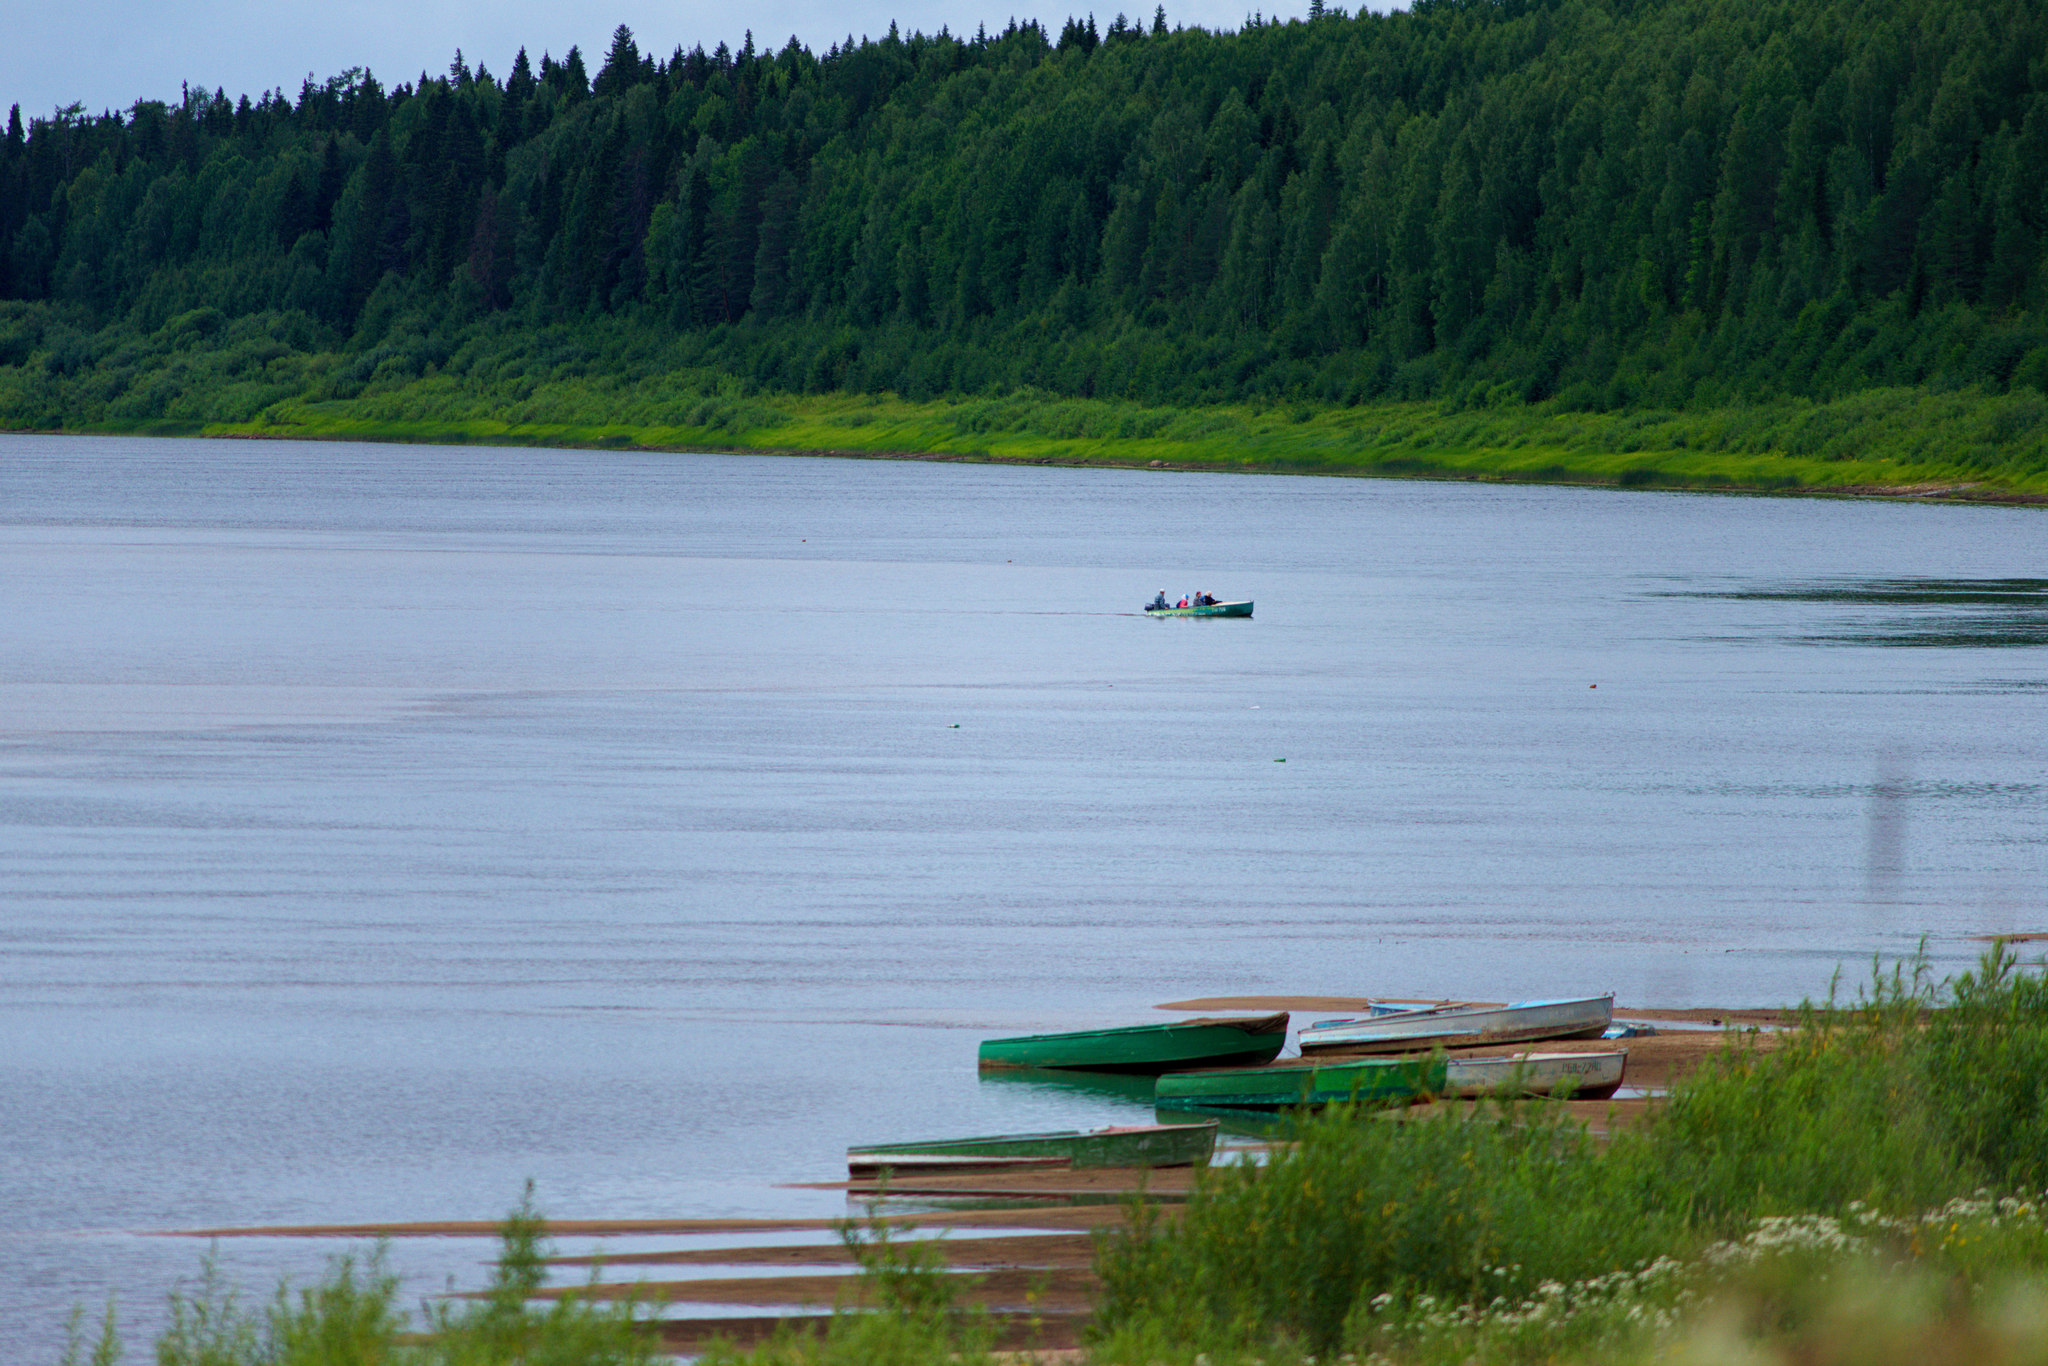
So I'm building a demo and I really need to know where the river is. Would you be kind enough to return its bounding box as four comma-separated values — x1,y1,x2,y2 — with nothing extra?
1,433,2043,1357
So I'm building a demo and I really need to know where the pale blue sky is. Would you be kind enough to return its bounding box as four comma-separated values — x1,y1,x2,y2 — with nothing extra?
5,0,1348,121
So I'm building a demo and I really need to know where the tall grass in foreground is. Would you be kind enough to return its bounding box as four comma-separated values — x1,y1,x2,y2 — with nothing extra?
1090,947,2048,1362
695,1219,993,1366
63,1185,654,1366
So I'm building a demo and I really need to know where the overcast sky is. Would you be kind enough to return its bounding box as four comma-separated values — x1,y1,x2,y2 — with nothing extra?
5,0,1350,121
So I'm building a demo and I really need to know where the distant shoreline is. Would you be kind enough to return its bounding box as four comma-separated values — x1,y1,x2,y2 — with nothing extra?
14,409,2048,508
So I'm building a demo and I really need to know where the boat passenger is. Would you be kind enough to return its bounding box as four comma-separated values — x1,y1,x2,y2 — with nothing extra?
1149,590,1169,610
1176,596,1189,609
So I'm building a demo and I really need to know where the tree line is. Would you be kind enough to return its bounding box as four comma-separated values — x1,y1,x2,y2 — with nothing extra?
4,0,2047,410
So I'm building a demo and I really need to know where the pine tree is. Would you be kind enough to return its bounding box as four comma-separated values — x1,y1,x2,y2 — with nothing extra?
595,26,642,97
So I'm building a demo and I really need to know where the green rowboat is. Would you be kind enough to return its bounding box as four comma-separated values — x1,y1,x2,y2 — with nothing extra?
1153,1054,1446,1110
847,1121,1219,1177
1143,600,1253,618
977,1012,1289,1074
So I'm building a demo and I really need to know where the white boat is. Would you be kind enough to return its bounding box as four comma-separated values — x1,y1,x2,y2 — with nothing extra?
1440,1048,1628,1099
1298,994,1614,1055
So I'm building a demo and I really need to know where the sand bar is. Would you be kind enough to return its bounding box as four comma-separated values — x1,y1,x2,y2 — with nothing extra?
550,1231,1099,1270
166,1204,1136,1240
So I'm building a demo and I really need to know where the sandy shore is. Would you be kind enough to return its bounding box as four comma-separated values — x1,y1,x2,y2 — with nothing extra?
161,1011,1781,1352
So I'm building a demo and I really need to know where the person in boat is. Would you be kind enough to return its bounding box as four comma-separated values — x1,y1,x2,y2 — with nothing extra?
1176,595,1190,609
1197,591,1215,606
1148,590,1169,610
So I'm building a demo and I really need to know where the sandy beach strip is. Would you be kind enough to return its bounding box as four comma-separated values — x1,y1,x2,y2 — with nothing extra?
164,1204,1136,1240
549,1231,1100,1271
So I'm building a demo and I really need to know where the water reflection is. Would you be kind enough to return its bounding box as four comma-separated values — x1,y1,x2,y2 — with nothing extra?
1668,578,2048,647
1154,1105,1304,1141
975,1067,1161,1107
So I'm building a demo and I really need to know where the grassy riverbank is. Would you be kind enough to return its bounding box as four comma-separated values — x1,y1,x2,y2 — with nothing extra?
35,379,2048,503
222,382,2048,500
6,308,2048,500
76,949,2048,1365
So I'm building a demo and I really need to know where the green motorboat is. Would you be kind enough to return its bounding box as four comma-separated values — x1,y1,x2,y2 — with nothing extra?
977,1012,1289,1074
848,1121,1219,1177
1143,599,1253,618
1154,1054,1446,1110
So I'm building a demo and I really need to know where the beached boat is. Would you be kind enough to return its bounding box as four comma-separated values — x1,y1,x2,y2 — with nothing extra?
847,1121,1218,1177
1298,994,1613,1055
1441,1048,1628,1099
1143,600,1253,618
1153,1054,1446,1110
978,1012,1288,1074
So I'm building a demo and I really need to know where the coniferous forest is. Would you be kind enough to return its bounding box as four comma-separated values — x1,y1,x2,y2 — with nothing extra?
6,0,2048,490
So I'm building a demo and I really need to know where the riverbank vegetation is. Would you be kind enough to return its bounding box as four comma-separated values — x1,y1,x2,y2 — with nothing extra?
63,1188,657,1366
72,949,2048,1364
1087,948,2048,1362
7,303,2048,495
7,0,2048,494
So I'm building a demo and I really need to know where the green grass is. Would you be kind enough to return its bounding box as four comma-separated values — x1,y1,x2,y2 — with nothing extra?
65,1184,658,1366
5,304,2048,500
200,383,2048,501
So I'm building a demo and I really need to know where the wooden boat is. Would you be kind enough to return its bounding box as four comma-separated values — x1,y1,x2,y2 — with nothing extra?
978,1012,1288,1074
1143,600,1253,618
1441,1048,1629,1099
847,1121,1218,1177
1153,1054,1446,1110
1298,994,1613,1055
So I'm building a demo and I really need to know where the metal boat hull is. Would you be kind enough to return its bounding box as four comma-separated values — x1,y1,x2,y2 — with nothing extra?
1299,994,1614,1055
1154,1054,1445,1110
978,1013,1288,1074
1441,1049,1629,1099
848,1121,1218,1176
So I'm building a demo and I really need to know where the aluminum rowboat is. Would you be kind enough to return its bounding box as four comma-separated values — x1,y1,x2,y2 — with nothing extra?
1441,1048,1629,1099
1299,994,1614,1055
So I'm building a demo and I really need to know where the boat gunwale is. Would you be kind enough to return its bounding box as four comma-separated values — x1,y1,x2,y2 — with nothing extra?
848,1120,1219,1158
1303,994,1614,1033
1154,1055,1445,1109
980,1012,1289,1049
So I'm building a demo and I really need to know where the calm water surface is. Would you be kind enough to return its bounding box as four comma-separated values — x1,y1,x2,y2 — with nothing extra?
2,434,2045,1356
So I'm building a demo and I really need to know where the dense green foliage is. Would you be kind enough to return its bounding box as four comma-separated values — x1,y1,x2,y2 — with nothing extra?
5,0,2048,435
